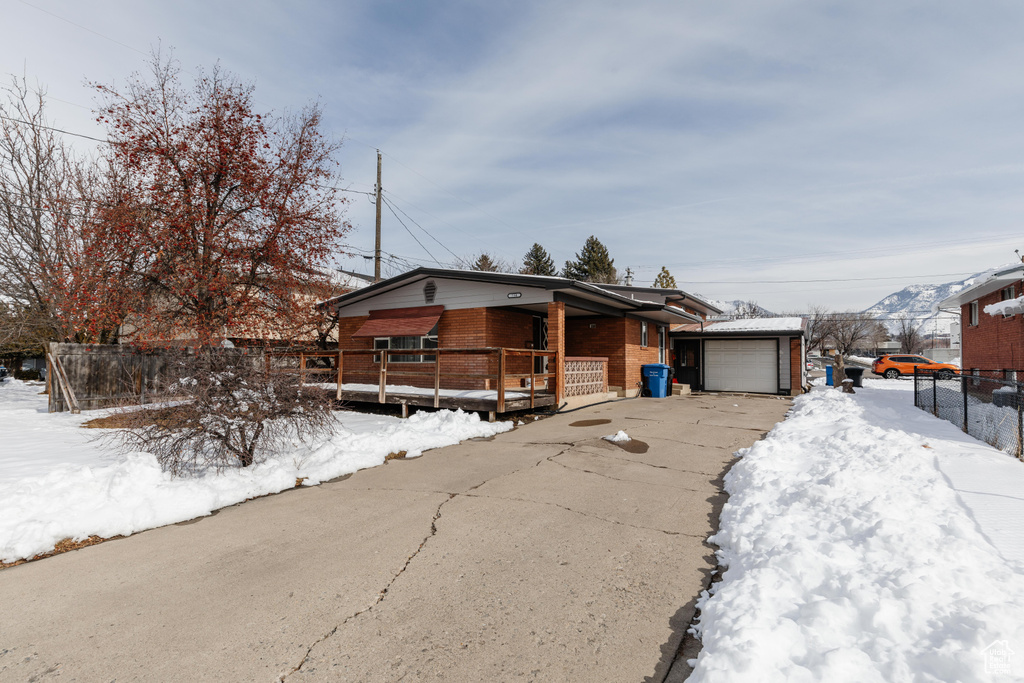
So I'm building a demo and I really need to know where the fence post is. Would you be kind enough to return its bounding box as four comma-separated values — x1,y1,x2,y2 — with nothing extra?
497,348,506,414
962,374,969,433
932,371,938,417
914,368,919,408
434,349,440,409
1017,383,1023,462
336,350,343,401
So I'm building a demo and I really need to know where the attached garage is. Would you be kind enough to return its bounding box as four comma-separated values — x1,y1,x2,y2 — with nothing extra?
704,339,779,393
671,317,808,396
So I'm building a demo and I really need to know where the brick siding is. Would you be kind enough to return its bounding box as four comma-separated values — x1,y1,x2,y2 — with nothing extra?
961,280,1024,372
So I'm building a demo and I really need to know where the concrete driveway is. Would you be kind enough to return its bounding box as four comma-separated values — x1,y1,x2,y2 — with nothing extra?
0,393,791,682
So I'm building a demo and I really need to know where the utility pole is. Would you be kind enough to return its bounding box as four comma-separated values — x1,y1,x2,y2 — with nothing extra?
374,150,382,282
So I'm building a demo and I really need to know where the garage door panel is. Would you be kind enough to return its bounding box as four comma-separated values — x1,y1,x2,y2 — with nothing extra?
704,339,777,393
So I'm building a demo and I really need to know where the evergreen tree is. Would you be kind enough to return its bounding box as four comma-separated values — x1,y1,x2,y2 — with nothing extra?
653,266,677,289
562,235,618,284
520,243,557,276
472,253,500,272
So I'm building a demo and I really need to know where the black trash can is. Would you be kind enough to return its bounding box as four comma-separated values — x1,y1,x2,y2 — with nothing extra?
844,367,866,388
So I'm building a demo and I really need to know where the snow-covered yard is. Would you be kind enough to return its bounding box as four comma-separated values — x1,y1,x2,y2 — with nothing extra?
0,379,512,564
690,378,1024,682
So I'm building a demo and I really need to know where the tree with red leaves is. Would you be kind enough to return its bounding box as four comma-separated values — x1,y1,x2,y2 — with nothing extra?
93,55,349,347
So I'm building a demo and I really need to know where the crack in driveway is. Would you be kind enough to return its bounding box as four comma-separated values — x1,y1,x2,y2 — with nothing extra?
281,493,454,681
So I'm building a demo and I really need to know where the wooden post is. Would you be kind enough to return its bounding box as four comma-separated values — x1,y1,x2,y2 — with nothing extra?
374,150,382,282
336,350,344,401
962,374,968,433
47,351,80,414
379,350,387,403
299,352,306,381
401,402,409,419
434,349,441,409
530,350,536,410
497,348,506,414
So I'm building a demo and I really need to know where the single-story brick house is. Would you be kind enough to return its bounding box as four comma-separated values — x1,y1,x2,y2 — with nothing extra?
671,317,808,395
319,268,721,409
939,264,1024,379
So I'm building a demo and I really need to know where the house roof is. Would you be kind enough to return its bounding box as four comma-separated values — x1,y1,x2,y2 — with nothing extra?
672,317,807,336
319,267,702,324
596,284,722,316
938,264,1024,309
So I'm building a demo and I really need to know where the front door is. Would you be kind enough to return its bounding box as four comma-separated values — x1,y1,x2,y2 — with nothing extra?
675,339,701,391
533,316,548,374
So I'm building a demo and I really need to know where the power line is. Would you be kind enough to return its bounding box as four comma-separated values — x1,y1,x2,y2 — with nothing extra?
0,113,106,143
380,196,444,267
17,0,149,56
379,150,531,239
679,272,977,285
380,191,463,263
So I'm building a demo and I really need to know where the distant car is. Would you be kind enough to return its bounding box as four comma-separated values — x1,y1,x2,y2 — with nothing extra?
872,354,959,380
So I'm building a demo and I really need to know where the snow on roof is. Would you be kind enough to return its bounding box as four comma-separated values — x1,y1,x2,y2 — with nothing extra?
984,295,1024,317
703,317,806,334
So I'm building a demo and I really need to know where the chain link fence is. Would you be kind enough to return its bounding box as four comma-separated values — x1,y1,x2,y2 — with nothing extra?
914,369,1024,460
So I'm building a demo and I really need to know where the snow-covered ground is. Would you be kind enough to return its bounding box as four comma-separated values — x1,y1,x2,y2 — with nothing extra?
0,379,512,564
690,378,1024,682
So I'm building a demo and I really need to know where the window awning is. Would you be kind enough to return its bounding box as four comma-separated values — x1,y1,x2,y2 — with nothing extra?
351,305,444,338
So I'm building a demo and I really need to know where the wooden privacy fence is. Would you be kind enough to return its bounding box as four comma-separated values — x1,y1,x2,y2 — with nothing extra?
47,343,168,413
272,347,560,413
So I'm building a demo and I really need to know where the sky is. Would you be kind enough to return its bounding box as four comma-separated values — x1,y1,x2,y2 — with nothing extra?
4,0,1024,312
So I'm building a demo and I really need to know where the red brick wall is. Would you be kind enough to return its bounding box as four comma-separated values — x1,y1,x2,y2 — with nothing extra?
564,317,660,391
962,281,1024,372
548,302,565,401
566,317,625,388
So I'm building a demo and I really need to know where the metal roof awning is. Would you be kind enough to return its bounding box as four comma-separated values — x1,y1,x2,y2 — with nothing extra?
352,305,444,338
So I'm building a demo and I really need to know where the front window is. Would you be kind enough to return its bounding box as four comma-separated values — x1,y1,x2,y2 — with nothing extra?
374,335,438,363
641,321,648,348
1001,286,1017,318
969,301,979,326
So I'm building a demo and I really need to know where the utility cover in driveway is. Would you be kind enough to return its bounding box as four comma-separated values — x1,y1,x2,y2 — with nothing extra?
704,339,778,394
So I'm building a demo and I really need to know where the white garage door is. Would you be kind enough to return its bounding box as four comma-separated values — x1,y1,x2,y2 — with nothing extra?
704,339,778,394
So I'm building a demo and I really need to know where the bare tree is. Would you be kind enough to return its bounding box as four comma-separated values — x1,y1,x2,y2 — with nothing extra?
894,314,924,354
0,77,125,351
819,311,879,385
105,348,334,475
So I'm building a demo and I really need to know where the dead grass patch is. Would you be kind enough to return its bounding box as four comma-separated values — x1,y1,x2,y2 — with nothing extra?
385,451,408,462
0,535,124,570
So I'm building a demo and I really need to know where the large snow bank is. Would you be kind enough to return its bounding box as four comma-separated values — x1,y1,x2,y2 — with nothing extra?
689,384,1024,682
0,379,512,563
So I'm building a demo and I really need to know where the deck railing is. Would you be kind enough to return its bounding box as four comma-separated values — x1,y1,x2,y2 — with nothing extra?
271,347,559,412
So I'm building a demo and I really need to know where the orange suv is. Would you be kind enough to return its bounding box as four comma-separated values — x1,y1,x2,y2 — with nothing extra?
872,354,959,380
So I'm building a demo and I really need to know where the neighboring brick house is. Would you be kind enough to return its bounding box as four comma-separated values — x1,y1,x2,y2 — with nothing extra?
319,268,719,402
671,318,808,395
939,264,1024,379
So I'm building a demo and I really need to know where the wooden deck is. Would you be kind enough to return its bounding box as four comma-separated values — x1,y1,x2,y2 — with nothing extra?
274,347,562,416
334,388,557,415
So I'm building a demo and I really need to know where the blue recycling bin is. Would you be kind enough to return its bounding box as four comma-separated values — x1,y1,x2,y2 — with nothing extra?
826,365,834,386
642,363,671,398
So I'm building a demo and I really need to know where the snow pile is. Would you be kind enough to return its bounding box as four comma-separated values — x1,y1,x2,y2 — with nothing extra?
0,380,513,564
984,295,1024,317
690,386,1024,682
602,430,631,442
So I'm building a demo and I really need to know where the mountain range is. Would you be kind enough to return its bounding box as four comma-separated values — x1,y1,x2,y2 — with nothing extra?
699,270,993,336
